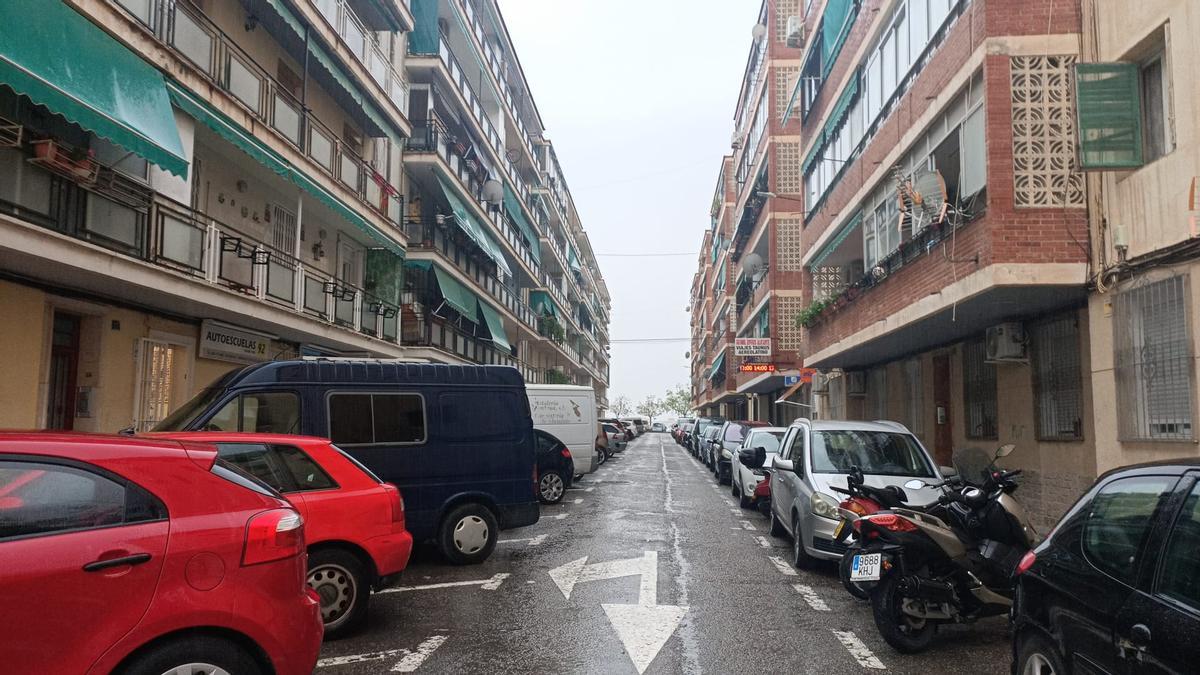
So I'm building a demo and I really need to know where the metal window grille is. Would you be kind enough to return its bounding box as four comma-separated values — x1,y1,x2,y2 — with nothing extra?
1114,276,1195,441
906,359,924,435
1031,315,1084,440
828,374,846,419
963,338,998,439
868,368,888,419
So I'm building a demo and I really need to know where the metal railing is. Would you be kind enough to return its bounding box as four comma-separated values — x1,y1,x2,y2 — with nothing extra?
311,0,409,114
400,298,539,383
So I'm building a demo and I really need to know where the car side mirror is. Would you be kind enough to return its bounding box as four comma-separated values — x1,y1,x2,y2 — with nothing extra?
904,479,928,490
738,446,767,469
939,466,958,478
772,458,795,473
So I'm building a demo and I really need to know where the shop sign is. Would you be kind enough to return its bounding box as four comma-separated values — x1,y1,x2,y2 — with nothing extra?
734,338,772,357
200,320,271,364
738,363,777,373
799,367,819,383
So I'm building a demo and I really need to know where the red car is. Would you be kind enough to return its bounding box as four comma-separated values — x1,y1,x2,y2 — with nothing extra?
154,432,413,638
0,432,322,675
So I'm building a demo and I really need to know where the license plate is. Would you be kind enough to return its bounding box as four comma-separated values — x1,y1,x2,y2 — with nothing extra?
850,553,881,581
833,520,846,540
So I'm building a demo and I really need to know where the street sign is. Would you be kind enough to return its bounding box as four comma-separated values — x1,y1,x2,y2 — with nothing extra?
783,375,800,386
733,337,772,356
799,367,818,383
738,363,777,373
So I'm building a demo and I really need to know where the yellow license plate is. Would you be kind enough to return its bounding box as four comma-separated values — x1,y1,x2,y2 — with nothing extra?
833,520,846,539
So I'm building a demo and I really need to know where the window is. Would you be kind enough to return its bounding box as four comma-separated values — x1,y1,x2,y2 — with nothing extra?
1031,315,1084,440
328,393,426,445
800,33,824,119
0,461,163,540
209,392,300,434
785,428,806,461
963,338,997,439
1074,50,1174,171
1114,276,1194,441
216,443,335,492
1083,476,1176,585
438,392,524,441
1140,54,1170,163
906,359,924,435
1159,482,1200,610
809,431,935,477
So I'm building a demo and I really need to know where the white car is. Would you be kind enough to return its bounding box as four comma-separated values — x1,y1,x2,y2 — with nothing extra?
731,427,786,508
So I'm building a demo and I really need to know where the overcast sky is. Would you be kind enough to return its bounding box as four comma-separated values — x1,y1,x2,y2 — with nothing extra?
498,0,754,410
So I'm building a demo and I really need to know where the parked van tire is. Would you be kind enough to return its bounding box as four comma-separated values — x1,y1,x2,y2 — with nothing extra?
439,503,498,565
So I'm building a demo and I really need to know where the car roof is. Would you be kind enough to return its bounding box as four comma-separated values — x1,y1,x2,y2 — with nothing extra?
0,431,194,460
790,418,915,433
1097,458,1200,481
747,426,787,434
210,359,526,388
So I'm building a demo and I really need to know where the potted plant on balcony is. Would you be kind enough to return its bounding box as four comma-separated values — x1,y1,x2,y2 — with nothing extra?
795,297,834,329
31,139,98,182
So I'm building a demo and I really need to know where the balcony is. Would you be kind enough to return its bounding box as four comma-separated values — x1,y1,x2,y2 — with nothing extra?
310,0,410,113
400,297,540,383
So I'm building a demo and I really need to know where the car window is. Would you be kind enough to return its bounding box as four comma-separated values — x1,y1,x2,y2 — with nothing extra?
748,431,785,453
1083,476,1177,586
536,432,557,453
329,393,426,445
206,392,300,434
785,429,805,461
274,445,335,491
0,460,163,540
809,431,935,477
1157,481,1200,609
724,424,747,442
439,392,525,441
216,443,293,492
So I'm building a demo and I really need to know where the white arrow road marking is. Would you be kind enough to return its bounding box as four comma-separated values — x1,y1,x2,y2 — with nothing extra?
832,630,886,669
548,551,687,674
574,498,584,504
552,512,569,520
768,556,797,576
755,536,772,548
739,520,757,531
585,487,595,492
317,635,447,671
377,573,509,594
498,534,547,546
792,584,831,611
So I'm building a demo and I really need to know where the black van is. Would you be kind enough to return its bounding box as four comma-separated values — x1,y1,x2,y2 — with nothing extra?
154,359,539,564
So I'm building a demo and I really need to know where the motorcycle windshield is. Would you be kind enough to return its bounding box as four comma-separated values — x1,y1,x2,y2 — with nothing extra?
952,447,995,486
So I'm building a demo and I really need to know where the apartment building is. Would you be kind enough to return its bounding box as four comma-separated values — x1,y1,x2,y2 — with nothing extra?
690,0,807,424
0,0,608,432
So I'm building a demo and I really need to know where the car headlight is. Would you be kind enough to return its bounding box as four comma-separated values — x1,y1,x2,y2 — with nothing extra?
721,448,732,459
810,492,840,520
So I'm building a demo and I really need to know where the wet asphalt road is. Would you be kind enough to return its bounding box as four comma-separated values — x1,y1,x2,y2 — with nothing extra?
315,433,1011,674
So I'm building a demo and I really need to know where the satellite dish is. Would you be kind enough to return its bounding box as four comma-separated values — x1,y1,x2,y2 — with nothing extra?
741,252,765,280
483,179,504,204
751,23,767,41
898,165,948,234
505,148,522,163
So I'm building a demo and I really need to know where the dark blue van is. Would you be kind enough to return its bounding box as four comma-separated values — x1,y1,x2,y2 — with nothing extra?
154,359,539,564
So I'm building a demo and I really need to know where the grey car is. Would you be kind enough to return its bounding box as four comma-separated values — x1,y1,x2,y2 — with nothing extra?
731,427,786,507
768,419,945,568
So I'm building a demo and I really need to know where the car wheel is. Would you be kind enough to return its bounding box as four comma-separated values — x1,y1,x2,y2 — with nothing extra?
791,517,817,569
596,448,606,466
539,471,567,504
731,480,740,498
1017,632,1066,675
438,503,499,565
117,635,262,675
719,465,731,486
307,548,370,639
768,505,787,537
738,484,752,509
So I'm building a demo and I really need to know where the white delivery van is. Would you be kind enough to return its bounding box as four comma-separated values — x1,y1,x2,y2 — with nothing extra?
526,384,598,475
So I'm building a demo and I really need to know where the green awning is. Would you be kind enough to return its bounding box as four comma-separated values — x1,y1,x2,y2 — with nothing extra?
567,244,581,273
410,0,440,54
821,0,858,78
478,301,512,352
823,73,860,143
809,210,863,268
529,290,559,319
802,131,826,176
710,350,727,380
431,265,480,319
167,83,403,257
0,0,187,177
260,0,399,144
436,174,512,277
504,185,542,265
405,259,432,270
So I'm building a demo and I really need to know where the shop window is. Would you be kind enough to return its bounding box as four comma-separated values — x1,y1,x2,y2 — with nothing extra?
1114,276,1194,440
962,338,997,439
1032,315,1084,440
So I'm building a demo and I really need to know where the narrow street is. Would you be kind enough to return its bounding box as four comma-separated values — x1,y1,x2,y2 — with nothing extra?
316,433,1010,674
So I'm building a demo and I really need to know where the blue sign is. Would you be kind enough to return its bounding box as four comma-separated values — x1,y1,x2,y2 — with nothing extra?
784,375,800,386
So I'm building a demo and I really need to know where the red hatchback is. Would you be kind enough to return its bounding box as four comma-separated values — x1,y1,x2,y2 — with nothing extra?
155,433,414,638
0,432,322,675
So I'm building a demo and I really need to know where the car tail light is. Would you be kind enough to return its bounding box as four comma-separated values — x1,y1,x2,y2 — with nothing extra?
242,508,305,566
561,447,573,459
865,513,918,533
1016,551,1037,575
383,483,405,524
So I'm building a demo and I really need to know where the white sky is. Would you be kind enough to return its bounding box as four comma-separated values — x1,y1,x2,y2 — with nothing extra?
498,0,756,407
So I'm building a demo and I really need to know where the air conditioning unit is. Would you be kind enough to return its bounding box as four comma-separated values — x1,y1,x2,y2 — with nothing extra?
731,130,745,150
785,16,806,49
846,371,867,397
811,372,829,394
986,322,1028,362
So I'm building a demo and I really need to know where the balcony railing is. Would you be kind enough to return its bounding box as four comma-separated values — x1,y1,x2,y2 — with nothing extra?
400,297,539,383
123,0,404,227
311,0,409,115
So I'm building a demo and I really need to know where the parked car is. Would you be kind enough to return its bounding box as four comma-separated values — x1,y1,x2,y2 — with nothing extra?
676,420,695,446
712,421,769,484
527,384,597,476
151,432,411,638
534,429,575,504
768,419,943,568
601,418,634,442
154,359,539,565
673,417,694,444
651,422,666,432
732,427,786,507
691,417,725,456
0,433,322,675
600,423,625,455
701,426,723,467
1012,459,1200,675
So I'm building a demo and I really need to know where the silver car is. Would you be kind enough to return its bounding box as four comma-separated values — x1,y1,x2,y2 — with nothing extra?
768,419,946,568
731,427,786,507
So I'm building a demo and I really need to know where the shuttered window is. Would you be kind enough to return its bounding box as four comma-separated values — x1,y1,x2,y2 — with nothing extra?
1031,315,1084,440
1114,276,1194,441
963,338,998,439
1075,63,1143,169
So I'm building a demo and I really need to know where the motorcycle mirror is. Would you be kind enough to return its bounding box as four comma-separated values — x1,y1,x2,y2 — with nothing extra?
904,479,927,490
939,465,958,478
995,443,1016,459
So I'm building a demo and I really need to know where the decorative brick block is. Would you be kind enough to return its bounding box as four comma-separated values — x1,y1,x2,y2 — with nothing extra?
1010,55,1085,208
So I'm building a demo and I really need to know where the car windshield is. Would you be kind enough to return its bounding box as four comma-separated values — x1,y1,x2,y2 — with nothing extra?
810,430,935,477
747,431,785,453
724,425,747,442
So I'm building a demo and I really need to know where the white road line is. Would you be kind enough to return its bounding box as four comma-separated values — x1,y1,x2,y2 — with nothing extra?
792,584,831,611
768,556,797,576
574,498,584,504
755,536,772,548
832,630,886,669
377,573,509,594
739,520,757,531
552,512,570,520
729,508,741,515
317,635,448,671
585,487,595,492
498,534,547,546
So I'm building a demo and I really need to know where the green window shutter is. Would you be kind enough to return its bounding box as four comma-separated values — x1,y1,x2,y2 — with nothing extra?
1075,63,1143,170
821,0,859,79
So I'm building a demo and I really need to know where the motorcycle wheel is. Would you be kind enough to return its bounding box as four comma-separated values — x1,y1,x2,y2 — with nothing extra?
871,573,937,653
838,551,871,601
